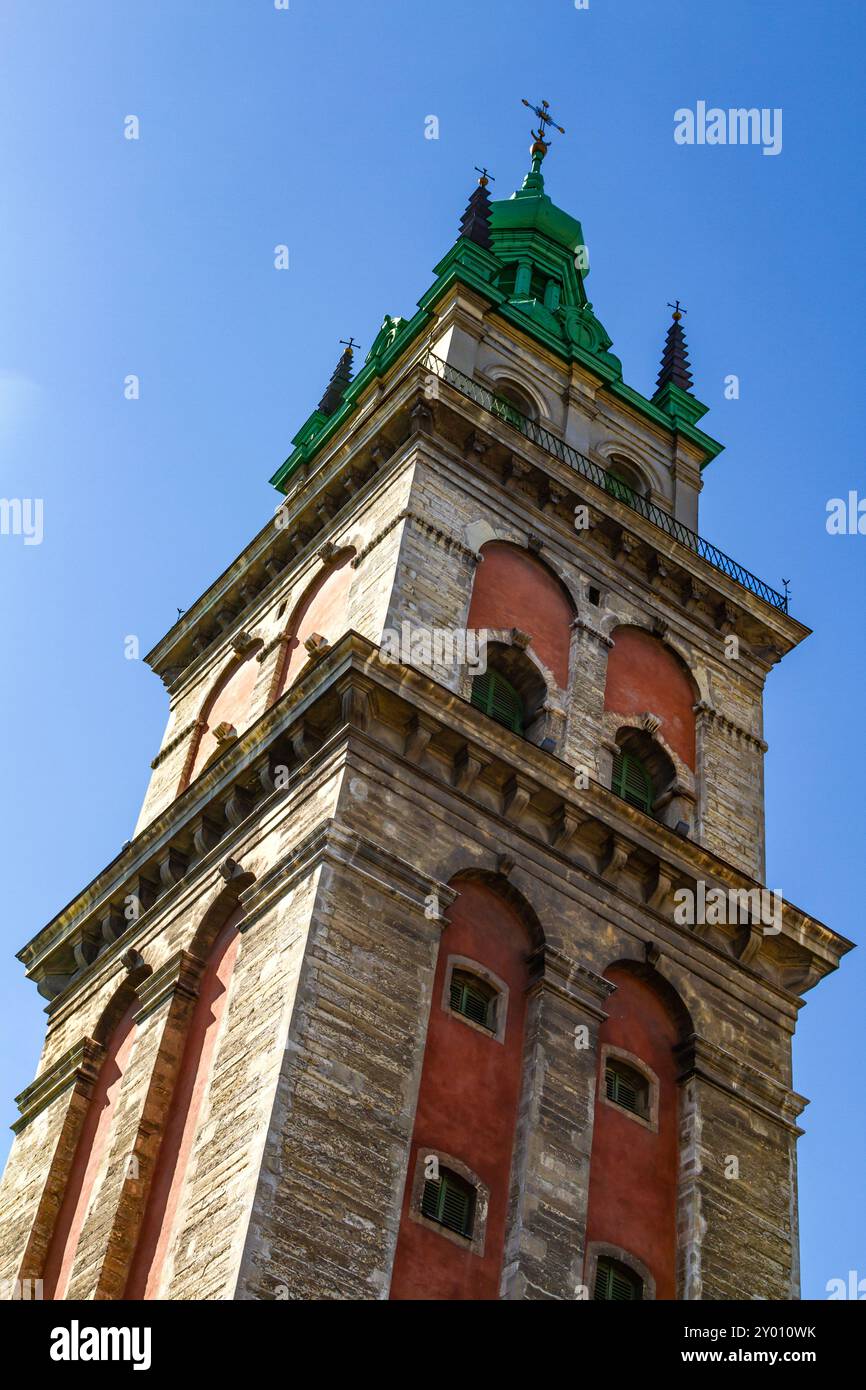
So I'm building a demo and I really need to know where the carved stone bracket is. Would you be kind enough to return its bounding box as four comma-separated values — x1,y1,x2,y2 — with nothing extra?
601,833,631,883
403,712,438,763
452,743,487,794
503,775,533,823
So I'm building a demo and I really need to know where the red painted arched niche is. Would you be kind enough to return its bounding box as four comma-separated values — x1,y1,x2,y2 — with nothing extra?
184,650,262,789
584,964,688,1300
389,877,534,1301
42,998,138,1300
272,550,355,699
124,908,242,1299
466,542,574,688
604,626,698,769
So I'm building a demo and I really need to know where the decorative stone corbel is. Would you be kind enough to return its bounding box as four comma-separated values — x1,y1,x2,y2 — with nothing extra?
403,713,438,763
614,529,640,565
503,455,532,488
231,630,258,657
453,743,486,794
601,833,631,883
304,632,331,660
503,775,533,823
190,813,221,861
409,397,434,434
544,481,569,514
158,847,188,891
647,863,674,911
552,804,586,852
716,600,739,636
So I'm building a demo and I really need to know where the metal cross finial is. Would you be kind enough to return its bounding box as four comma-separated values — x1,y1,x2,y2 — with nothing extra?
668,299,687,321
522,97,566,147
339,337,359,352
474,165,495,186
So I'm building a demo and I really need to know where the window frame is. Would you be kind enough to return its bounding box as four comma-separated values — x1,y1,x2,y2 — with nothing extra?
584,1242,656,1302
441,956,509,1045
407,1149,489,1257
599,1044,660,1133
593,1255,644,1302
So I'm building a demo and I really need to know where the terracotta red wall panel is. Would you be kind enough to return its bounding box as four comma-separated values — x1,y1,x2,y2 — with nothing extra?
467,542,573,687
389,880,530,1301
604,626,697,768
124,913,240,1299
277,552,354,695
43,1000,138,1300
187,655,261,784
584,966,680,1299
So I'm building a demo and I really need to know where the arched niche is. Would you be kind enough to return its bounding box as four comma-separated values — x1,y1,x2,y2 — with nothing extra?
183,645,263,790
467,542,576,689
272,548,355,700
604,626,699,770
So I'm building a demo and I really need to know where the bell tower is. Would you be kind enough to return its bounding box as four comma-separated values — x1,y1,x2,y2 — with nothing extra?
0,109,850,1303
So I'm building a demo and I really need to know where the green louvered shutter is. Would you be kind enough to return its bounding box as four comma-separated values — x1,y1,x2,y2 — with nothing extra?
470,670,524,734
449,972,496,1030
611,749,654,813
421,1171,475,1239
605,1063,645,1116
594,1257,642,1301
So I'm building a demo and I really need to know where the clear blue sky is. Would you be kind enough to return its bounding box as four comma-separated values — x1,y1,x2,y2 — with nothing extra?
0,1,862,1300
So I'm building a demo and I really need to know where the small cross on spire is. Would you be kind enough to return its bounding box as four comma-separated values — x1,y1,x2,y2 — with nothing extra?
667,299,687,321
339,337,360,352
474,166,495,188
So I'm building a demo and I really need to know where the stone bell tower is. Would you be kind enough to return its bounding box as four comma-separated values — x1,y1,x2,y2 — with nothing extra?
0,108,850,1303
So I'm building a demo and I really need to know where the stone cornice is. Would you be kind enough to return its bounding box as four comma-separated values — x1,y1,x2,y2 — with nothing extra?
17,632,852,1009
13,1037,104,1133
693,701,767,752
150,718,203,770
677,1033,808,1134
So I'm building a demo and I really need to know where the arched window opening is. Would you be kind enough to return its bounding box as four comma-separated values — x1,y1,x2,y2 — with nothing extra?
492,379,539,424
612,748,654,814
605,1059,650,1119
449,970,498,1032
420,1167,476,1240
471,668,523,734
611,729,677,819
470,642,548,740
603,456,648,503
594,1256,643,1301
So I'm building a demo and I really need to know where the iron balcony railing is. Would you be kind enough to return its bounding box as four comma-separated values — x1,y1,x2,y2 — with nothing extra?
423,351,789,614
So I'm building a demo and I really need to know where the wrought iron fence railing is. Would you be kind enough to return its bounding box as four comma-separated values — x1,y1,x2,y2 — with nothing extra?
423,351,788,613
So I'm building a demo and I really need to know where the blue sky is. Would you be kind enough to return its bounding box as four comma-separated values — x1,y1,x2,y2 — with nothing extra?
0,1,863,1300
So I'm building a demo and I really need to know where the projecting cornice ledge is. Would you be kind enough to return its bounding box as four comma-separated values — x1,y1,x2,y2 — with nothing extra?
16,632,853,1010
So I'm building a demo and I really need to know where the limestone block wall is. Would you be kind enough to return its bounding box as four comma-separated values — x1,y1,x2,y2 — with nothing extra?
134,459,418,837
0,756,343,1300
382,450,769,880
217,732,806,1301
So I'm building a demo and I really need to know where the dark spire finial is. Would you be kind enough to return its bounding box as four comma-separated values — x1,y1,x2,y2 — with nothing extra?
317,341,356,417
656,301,694,393
458,168,495,249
